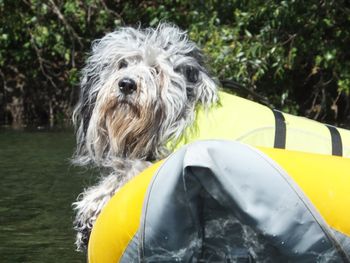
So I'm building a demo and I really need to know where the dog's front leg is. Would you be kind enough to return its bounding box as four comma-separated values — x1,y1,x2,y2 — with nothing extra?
73,159,151,251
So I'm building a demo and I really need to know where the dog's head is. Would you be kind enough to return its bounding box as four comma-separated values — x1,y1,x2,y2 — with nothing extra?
73,23,218,165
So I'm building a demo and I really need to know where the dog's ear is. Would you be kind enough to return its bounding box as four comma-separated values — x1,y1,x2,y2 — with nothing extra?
195,69,218,106
72,64,100,161
187,48,218,106
79,73,98,135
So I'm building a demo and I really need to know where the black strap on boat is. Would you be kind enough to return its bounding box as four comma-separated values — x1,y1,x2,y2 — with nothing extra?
325,124,343,156
272,109,286,149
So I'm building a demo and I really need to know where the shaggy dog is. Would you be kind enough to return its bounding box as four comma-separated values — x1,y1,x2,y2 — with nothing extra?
72,23,218,250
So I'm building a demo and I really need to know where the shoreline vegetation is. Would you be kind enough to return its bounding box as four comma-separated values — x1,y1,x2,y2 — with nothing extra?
1,1,350,129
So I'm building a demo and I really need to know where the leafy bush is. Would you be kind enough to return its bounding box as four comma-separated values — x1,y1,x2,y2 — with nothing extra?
1,0,349,128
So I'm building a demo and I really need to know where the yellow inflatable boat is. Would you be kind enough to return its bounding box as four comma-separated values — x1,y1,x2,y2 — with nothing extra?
89,141,350,262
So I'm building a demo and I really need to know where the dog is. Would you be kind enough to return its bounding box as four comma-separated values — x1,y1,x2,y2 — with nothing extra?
72,23,219,251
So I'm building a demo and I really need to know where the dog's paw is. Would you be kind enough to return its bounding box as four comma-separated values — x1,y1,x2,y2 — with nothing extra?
74,222,91,251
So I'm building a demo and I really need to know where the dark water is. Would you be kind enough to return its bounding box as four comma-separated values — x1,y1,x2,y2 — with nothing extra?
0,129,95,263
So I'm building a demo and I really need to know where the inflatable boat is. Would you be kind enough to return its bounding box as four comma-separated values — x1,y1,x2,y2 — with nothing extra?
88,141,350,262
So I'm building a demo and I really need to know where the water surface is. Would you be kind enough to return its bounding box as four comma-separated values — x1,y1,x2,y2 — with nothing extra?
0,129,95,262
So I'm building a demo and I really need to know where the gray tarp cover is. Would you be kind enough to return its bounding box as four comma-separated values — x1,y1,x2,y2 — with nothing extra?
121,140,350,262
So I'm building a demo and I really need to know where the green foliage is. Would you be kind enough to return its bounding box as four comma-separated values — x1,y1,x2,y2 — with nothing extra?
0,0,349,127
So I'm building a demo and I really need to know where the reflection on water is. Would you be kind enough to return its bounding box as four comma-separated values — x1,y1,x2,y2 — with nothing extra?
0,129,94,263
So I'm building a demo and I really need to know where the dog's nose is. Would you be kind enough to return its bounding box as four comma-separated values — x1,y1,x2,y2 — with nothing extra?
118,78,137,95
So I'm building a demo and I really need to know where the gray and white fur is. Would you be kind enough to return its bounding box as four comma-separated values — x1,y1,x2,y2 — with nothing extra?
72,23,218,251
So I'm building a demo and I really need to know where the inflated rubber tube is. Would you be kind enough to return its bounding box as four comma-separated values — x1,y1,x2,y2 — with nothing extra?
88,141,350,262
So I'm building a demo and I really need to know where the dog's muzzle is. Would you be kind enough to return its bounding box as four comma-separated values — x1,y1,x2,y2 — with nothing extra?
118,78,137,95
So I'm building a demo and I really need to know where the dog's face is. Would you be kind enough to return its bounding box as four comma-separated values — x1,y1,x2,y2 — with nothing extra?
73,24,218,165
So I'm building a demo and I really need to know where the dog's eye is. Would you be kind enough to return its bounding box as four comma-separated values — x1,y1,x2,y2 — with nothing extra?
175,65,199,83
155,66,160,75
186,66,199,83
151,66,160,76
118,60,128,69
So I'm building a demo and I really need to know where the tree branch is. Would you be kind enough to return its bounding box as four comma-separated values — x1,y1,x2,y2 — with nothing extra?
48,0,83,47
99,0,123,20
29,31,58,89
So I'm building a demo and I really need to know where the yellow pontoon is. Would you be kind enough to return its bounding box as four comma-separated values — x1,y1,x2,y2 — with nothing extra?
89,141,350,262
